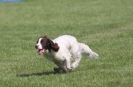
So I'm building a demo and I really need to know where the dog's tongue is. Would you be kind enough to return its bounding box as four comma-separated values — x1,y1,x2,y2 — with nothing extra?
38,49,45,55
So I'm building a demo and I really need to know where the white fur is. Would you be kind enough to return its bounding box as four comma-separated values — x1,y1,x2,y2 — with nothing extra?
46,35,99,71
37,38,43,49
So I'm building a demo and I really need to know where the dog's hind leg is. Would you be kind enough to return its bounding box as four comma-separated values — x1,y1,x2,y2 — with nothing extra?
65,58,72,71
71,52,82,70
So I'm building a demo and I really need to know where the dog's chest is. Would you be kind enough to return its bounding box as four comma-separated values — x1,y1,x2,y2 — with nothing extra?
46,52,65,67
46,51,65,62
52,51,66,61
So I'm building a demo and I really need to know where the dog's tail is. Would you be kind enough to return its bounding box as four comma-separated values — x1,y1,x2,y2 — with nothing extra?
79,43,99,59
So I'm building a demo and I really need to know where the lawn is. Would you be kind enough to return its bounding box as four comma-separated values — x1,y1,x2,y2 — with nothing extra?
0,0,133,87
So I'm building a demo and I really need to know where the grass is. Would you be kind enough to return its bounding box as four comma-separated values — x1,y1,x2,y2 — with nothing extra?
0,0,133,87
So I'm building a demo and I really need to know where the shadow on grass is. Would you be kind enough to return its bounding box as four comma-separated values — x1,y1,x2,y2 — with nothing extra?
16,71,58,77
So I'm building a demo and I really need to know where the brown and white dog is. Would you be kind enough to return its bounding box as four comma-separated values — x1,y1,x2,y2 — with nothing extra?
35,35,99,73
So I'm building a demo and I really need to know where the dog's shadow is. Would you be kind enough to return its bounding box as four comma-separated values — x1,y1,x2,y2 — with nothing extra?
16,71,58,77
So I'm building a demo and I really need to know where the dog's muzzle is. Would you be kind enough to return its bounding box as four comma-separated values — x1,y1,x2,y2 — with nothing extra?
37,49,45,55
35,45,45,55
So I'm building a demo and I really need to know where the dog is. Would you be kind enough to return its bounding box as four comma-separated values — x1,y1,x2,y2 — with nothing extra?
35,35,99,73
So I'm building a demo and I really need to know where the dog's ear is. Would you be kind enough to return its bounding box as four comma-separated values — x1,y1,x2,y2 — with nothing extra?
47,39,59,52
51,43,59,52
47,38,54,46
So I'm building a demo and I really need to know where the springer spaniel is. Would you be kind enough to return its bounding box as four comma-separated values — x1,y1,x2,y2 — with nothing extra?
35,35,99,73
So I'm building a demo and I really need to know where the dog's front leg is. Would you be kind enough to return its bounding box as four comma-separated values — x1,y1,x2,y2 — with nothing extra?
53,58,72,73
53,59,69,73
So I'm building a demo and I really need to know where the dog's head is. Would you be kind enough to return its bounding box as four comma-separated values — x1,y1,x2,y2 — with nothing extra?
35,36,59,55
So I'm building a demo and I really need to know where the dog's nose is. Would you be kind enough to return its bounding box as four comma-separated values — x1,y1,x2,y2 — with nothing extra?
35,45,38,49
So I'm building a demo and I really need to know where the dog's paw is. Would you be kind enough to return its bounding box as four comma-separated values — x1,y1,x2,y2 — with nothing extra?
54,67,60,72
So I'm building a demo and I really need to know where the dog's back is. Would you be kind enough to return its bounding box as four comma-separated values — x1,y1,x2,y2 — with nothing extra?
53,35,78,50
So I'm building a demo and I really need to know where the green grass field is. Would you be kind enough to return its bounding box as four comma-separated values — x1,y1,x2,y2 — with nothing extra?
0,0,133,87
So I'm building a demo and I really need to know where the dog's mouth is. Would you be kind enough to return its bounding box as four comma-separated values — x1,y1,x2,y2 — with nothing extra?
37,49,45,55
